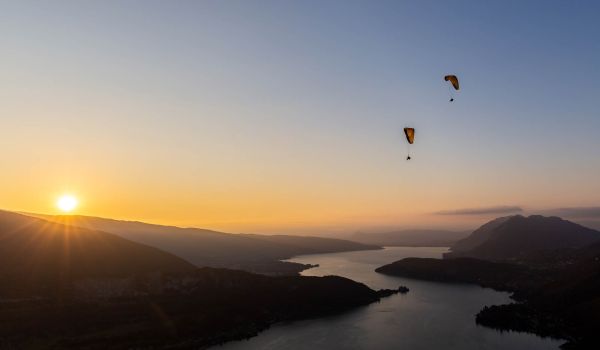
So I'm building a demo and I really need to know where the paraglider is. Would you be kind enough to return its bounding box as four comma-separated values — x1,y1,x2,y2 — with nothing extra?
404,127,414,160
444,75,459,102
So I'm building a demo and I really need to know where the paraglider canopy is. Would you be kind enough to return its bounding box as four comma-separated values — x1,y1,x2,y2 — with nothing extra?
444,75,459,90
403,127,414,160
404,128,415,144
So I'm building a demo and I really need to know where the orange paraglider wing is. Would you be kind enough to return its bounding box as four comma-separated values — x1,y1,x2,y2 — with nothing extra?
404,128,415,144
444,75,459,90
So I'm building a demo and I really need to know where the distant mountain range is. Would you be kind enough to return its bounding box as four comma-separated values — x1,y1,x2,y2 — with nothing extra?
25,213,380,275
351,229,469,247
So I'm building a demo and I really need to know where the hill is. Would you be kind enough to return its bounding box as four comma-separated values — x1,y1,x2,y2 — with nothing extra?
25,213,380,275
375,216,600,348
375,257,545,294
351,229,469,247
0,210,396,348
375,251,600,348
0,210,195,297
475,244,600,349
0,267,392,349
445,215,600,260
449,216,511,253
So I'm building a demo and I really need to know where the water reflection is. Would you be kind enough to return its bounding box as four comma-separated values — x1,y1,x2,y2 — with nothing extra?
216,247,561,350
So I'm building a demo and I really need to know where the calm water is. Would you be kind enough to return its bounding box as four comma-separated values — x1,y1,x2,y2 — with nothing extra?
217,247,562,350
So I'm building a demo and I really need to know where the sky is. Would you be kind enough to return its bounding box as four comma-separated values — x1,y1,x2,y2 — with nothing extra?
2,0,600,234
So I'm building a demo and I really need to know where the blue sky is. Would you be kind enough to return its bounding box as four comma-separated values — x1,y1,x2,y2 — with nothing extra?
2,1,600,233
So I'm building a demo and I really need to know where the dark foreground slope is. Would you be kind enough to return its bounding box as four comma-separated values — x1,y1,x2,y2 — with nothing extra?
475,248,600,349
28,213,379,275
0,211,392,349
0,268,387,349
376,216,600,349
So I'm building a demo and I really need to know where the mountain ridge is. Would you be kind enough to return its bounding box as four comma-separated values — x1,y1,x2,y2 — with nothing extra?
445,215,600,260
351,229,470,247
23,212,380,275
0,210,196,297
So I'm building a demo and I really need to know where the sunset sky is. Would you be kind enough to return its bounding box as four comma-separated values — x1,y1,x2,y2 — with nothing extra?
2,1,600,234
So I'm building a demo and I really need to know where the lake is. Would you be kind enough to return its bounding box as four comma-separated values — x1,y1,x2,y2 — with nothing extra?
216,247,562,350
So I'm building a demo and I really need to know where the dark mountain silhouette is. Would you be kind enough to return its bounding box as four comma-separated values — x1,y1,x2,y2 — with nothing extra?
0,268,391,349
0,210,396,348
475,243,600,349
375,215,600,348
449,216,511,253
25,213,379,275
0,210,195,297
352,229,469,247
445,215,600,260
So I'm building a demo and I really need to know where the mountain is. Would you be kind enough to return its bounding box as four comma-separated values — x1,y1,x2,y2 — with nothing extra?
1,210,397,348
26,213,380,275
375,216,600,348
351,229,469,247
0,269,392,350
0,267,389,349
445,215,600,261
449,216,511,253
0,210,195,297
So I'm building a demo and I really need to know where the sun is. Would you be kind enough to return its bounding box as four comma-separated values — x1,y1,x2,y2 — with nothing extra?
57,195,78,213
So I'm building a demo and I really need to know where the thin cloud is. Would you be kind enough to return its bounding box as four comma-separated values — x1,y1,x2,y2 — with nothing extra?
434,206,523,216
543,207,600,219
